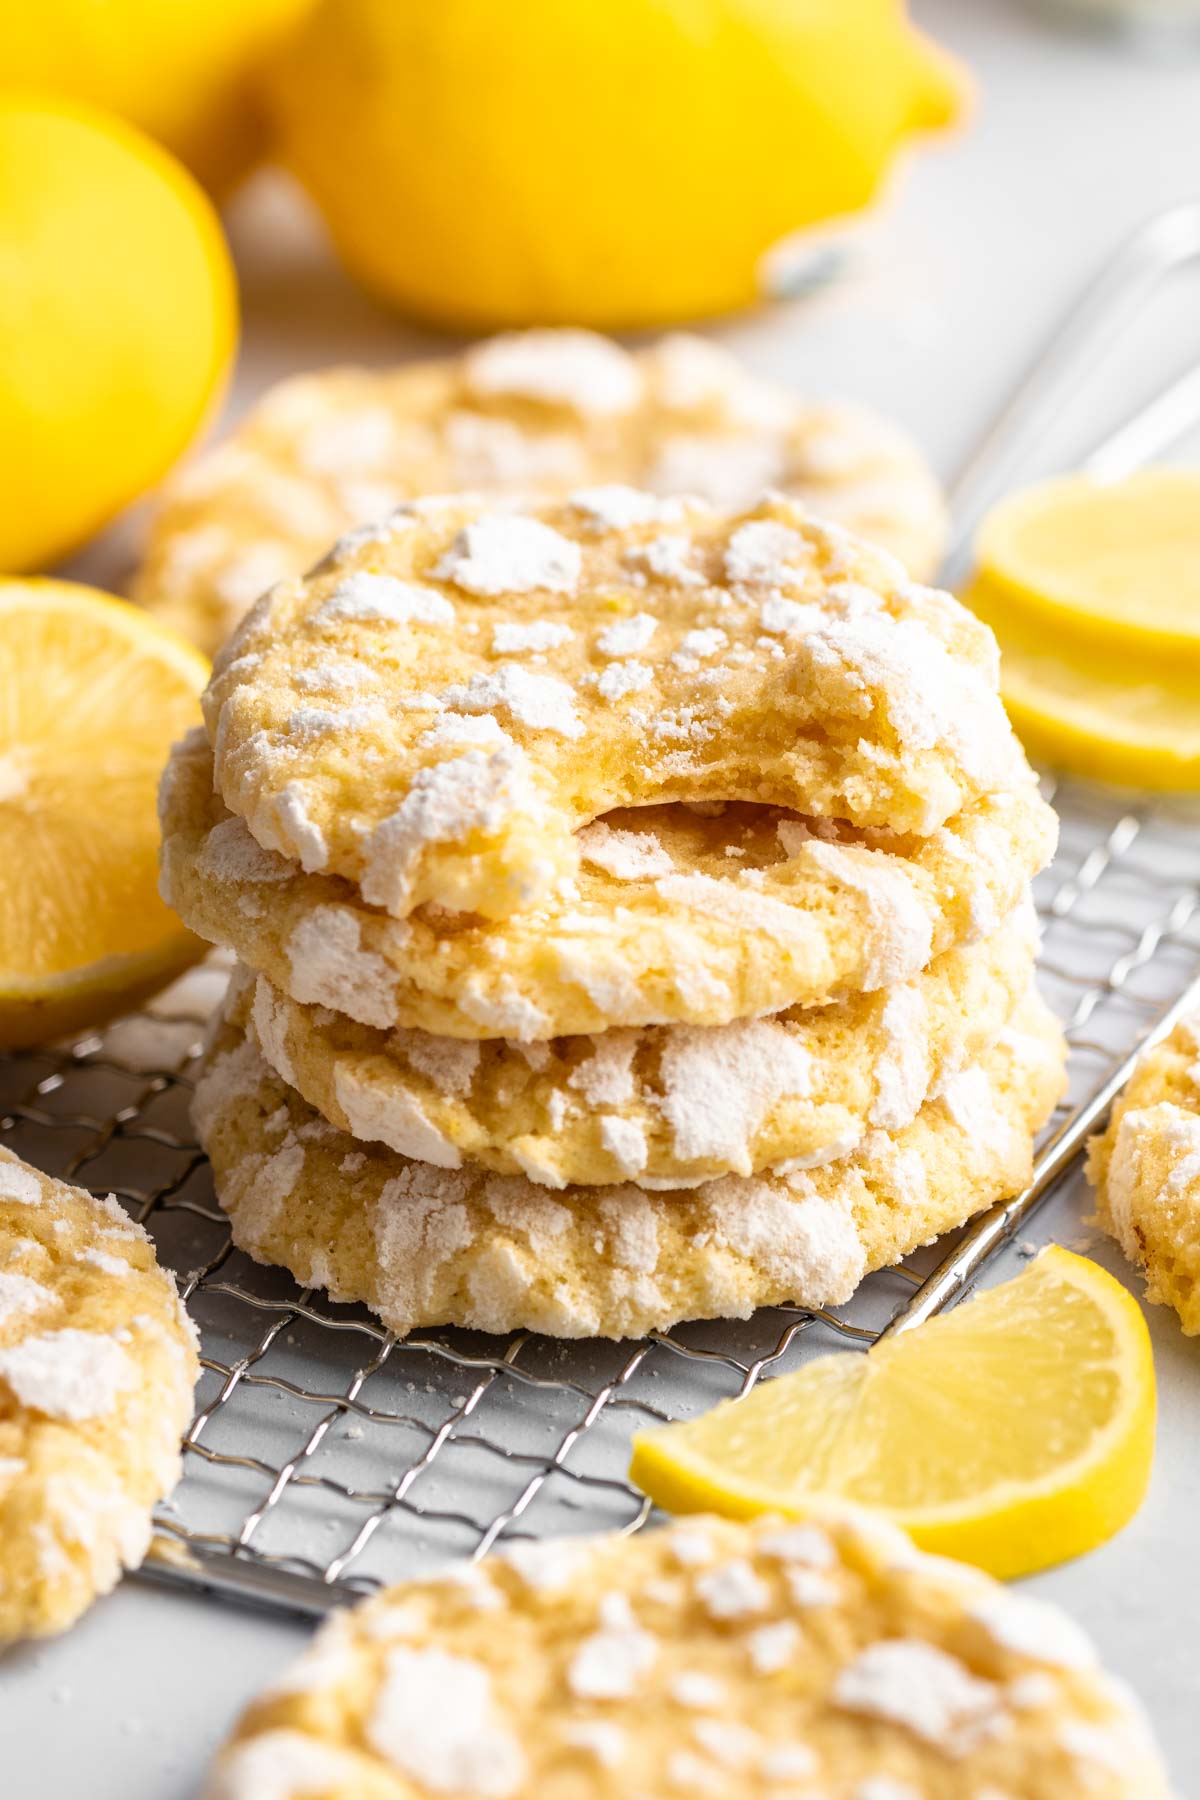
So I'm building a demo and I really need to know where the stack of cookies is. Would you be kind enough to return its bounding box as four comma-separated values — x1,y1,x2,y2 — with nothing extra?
161,483,1064,1341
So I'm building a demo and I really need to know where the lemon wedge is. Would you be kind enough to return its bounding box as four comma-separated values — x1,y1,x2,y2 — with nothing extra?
0,580,209,1047
630,1247,1155,1579
968,571,1200,789
975,467,1200,668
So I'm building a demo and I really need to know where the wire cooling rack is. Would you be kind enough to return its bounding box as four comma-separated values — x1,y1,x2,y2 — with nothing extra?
1,774,1198,1622
5,204,1200,1622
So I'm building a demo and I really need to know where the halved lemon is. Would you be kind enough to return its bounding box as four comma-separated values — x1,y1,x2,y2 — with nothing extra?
0,580,209,1047
974,467,1200,669
630,1248,1155,1579
968,571,1200,790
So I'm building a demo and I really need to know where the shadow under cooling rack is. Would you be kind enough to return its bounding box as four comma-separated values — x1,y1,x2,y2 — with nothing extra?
1,774,1198,1620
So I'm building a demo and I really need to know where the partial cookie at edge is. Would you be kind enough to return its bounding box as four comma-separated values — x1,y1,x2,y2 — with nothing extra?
1087,1010,1200,1334
0,1147,198,1642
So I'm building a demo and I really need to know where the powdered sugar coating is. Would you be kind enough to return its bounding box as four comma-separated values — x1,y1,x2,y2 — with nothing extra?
367,1646,526,1795
312,571,456,628
576,820,675,881
359,743,542,918
0,1330,134,1422
491,620,574,654
595,660,653,702
463,330,643,417
570,486,683,531
0,1164,42,1207
0,1271,53,1326
435,515,582,596
205,1729,373,1800
595,612,657,657
568,1607,659,1700
439,667,583,738
834,1639,1004,1750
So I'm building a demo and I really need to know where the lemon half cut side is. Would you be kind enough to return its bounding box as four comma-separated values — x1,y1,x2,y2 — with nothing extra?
0,581,210,1048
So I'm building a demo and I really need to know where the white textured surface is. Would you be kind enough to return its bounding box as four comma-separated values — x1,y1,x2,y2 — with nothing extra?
18,3,1200,1793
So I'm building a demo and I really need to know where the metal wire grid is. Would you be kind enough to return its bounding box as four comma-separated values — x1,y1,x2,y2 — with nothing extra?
0,775,1197,1620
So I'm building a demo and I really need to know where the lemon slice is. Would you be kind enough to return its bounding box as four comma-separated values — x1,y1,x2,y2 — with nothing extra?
968,571,1200,789
975,467,1200,667
0,580,209,1047
630,1248,1155,1579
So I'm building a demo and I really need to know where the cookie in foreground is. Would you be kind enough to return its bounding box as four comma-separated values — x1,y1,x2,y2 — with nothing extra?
204,1507,1170,1799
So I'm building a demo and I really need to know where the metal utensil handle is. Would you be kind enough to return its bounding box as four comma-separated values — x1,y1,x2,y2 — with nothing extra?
941,201,1200,588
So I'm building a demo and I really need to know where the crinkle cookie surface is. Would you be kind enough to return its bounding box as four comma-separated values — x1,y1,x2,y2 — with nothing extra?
134,329,948,656
0,1146,198,1642
1087,1011,1200,1334
241,904,1038,1189
204,1508,1168,1800
161,731,1056,1039
202,491,1025,918
193,984,1064,1341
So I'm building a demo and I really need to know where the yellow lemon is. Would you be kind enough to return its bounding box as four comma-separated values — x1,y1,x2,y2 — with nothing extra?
975,467,1200,670
630,1248,1155,1579
968,570,1200,790
268,0,965,330
0,0,315,193
0,97,237,573
0,580,209,1048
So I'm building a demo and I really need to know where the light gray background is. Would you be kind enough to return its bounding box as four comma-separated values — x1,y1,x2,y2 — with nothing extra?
5,1,1200,1791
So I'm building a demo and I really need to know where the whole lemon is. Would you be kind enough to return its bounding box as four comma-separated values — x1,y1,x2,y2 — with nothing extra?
268,0,965,330
0,97,237,573
0,0,315,192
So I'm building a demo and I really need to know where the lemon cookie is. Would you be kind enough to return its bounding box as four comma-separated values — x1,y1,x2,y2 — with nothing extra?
1087,1012,1200,1334
204,1508,1168,1800
194,982,1064,1340
161,731,1055,1040
241,905,1038,1188
135,331,948,655
0,1146,198,1641
202,492,1025,919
